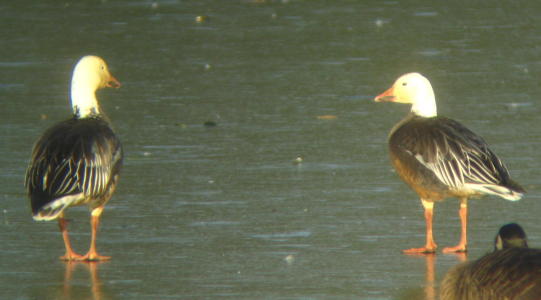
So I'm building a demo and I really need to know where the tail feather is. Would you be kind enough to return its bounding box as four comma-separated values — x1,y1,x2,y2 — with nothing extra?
464,183,523,201
32,193,84,221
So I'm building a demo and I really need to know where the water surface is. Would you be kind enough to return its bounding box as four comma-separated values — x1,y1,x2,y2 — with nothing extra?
2,1,541,299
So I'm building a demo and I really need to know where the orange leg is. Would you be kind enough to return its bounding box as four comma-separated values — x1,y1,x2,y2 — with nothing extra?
58,215,84,261
443,198,468,253
81,206,111,261
403,199,438,254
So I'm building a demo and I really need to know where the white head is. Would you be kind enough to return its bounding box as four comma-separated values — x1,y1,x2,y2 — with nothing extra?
374,72,437,118
70,55,120,118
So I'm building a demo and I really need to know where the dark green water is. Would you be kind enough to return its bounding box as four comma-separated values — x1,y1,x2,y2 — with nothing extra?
2,1,541,299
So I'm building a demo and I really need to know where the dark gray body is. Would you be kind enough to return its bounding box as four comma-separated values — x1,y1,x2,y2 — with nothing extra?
25,116,123,219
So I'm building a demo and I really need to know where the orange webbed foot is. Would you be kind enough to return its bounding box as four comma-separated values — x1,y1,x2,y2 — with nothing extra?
81,251,111,262
60,252,86,261
442,245,467,253
402,247,437,254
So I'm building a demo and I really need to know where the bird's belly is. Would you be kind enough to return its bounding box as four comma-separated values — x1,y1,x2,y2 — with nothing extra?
390,154,451,201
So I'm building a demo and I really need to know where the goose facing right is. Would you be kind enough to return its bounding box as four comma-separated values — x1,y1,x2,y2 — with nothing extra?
25,55,122,261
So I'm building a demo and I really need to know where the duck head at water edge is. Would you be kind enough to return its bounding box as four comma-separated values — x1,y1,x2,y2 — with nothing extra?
495,222,528,250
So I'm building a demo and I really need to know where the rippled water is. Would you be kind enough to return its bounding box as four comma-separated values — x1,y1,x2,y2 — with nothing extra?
2,1,541,299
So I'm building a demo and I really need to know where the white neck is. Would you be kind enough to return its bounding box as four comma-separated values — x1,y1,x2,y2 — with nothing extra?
411,87,437,118
71,78,100,118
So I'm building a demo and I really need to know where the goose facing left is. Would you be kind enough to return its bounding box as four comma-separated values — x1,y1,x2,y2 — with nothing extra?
25,55,122,261
374,73,524,254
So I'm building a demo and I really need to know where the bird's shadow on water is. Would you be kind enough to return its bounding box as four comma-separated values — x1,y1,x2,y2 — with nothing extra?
395,252,467,300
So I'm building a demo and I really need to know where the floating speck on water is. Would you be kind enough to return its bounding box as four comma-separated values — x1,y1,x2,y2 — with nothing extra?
414,11,438,17
204,63,211,70
143,151,152,157
504,102,531,110
293,156,303,165
508,103,520,109
418,49,442,57
204,121,217,127
375,19,385,27
196,15,208,23
208,180,215,184
284,254,295,264
151,2,158,9
317,115,337,120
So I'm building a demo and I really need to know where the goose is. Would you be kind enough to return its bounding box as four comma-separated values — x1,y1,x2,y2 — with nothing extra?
374,73,524,253
440,223,541,300
25,55,122,261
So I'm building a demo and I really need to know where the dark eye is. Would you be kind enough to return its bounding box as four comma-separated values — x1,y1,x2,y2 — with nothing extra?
402,82,407,86
100,65,105,70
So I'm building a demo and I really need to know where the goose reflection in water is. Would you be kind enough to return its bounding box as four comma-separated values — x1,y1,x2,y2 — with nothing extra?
399,252,466,300
60,261,107,300
423,254,436,300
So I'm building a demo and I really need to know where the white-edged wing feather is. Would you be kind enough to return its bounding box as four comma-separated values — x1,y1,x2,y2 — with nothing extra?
25,117,123,220
392,115,523,201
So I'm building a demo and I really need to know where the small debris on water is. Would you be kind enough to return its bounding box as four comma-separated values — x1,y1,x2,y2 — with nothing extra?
204,121,217,127
374,18,388,28
504,102,531,110
284,254,295,264
317,115,337,120
3,209,8,225
293,156,303,165
196,15,208,23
